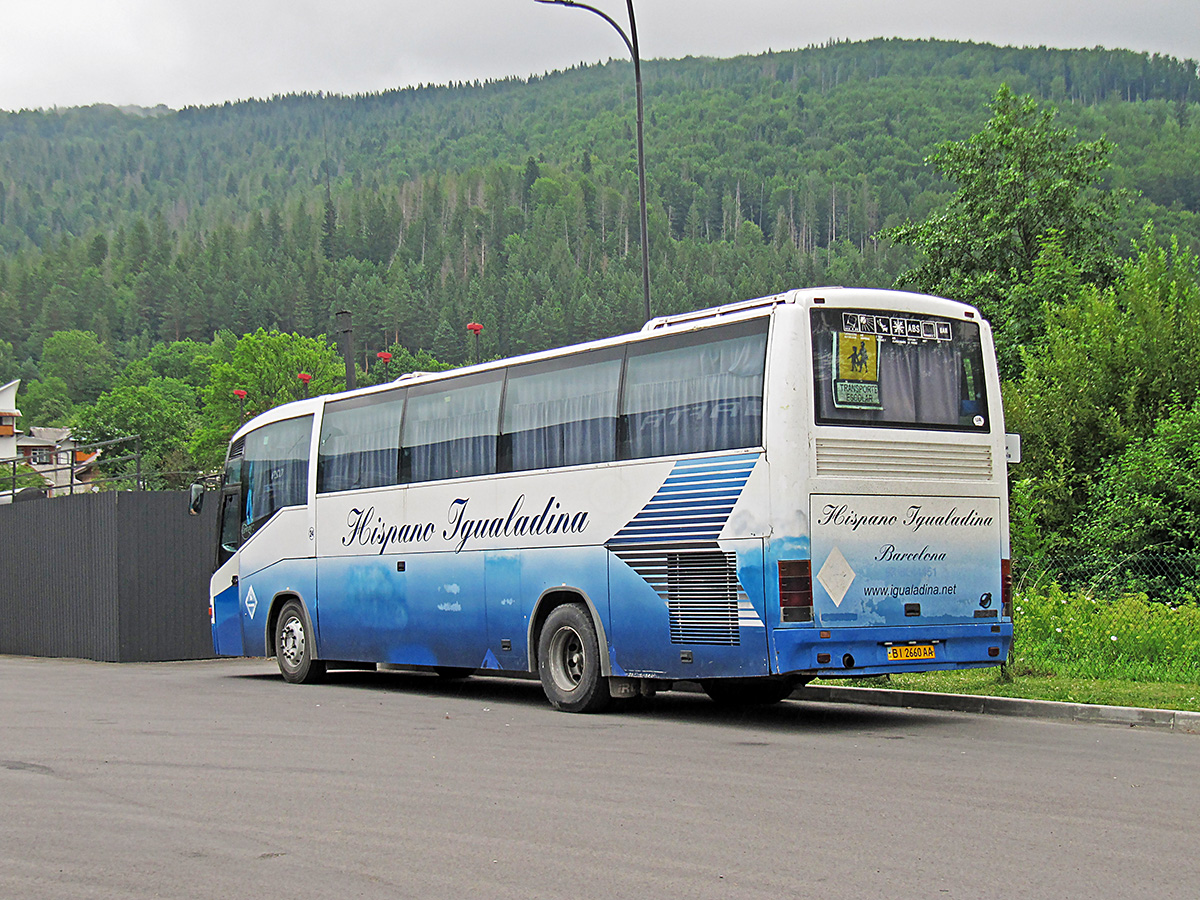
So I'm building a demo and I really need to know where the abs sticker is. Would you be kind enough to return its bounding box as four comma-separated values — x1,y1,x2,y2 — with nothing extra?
834,332,882,409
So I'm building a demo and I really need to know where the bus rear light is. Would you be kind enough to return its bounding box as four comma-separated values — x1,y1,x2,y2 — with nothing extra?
779,560,813,623
1001,558,1013,617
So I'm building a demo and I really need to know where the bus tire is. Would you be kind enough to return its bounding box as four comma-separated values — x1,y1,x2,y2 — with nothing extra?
537,604,611,713
275,600,326,685
701,675,798,707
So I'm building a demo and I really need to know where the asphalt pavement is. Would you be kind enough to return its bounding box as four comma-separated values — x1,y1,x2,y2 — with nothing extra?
2,656,1198,900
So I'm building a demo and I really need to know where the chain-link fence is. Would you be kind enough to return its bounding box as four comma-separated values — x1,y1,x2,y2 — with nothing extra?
1015,553,1200,604
1010,554,1200,684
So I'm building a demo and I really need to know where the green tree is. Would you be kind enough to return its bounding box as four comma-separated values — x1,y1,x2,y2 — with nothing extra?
1081,404,1200,555
1005,227,1200,545
0,339,17,384
885,85,1120,376
72,377,199,487
189,329,343,471
16,376,74,426
39,330,119,404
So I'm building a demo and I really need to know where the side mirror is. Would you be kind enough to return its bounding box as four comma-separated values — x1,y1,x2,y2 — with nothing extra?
189,482,205,516
1005,433,1022,465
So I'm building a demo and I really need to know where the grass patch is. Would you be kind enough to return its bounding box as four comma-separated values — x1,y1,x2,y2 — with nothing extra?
814,668,1200,712
1011,584,1200,683
811,585,1200,712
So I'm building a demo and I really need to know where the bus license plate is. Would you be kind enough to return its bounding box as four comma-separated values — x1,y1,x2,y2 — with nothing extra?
887,644,935,661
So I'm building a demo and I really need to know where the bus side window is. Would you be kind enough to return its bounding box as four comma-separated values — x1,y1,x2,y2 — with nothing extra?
318,389,405,493
501,350,622,472
620,320,767,460
402,374,503,483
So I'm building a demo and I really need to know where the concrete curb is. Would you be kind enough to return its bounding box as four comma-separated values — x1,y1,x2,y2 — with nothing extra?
796,684,1200,734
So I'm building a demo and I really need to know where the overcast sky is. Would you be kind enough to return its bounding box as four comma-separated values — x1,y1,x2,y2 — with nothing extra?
2,0,1198,112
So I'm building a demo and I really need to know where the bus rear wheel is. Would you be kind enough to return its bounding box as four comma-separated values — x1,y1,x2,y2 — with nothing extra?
537,604,611,713
275,600,326,685
701,675,798,707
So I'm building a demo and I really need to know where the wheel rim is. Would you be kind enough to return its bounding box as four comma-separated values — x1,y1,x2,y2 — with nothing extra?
279,614,306,671
547,625,585,693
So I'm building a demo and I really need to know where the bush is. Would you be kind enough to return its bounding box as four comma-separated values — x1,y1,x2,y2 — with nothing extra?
1011,584,1200,683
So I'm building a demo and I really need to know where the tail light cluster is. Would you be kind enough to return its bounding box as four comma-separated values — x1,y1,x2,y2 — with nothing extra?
1001,558,1013,618
779,560,813,623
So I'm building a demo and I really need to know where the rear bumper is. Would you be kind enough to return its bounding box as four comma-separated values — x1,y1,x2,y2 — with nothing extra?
772,622,1012,677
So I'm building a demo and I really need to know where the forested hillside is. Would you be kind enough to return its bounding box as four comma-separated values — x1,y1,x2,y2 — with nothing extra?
2,39,1199,367
1,38,1199,499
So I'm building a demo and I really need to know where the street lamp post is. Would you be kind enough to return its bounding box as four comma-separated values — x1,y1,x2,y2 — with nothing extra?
466,322,483,364
377,350,393,382
297,372,312,399
534,0,651,324
232,389,247,421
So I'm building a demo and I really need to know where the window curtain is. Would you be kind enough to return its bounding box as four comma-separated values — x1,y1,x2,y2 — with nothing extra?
813,330,967,427
622,331,766,458
404,379,503,481
318,393,404,492
503,357,621,470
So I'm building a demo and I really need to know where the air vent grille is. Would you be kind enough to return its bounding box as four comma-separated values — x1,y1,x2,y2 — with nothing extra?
614,544,742,645
814,438,992,481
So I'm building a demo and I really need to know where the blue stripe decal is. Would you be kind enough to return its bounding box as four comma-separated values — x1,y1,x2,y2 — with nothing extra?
625,519,733,532
670,453,759,468
663,471,755,485
642,497,740,511
607,453,760,547
655,482,747,495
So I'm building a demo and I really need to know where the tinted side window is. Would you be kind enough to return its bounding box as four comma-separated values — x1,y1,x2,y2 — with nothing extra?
501,350,622,472
317,389,405,493
241,415,312,541
402,374,503,482
620,320,768,459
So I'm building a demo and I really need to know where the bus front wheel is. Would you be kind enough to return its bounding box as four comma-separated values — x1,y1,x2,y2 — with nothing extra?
537,604,611,713
275,600,326,685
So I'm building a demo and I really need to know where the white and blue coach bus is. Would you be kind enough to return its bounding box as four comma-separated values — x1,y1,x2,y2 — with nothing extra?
205,288,1013,712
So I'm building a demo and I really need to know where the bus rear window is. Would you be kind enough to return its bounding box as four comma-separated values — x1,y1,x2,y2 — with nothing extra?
811,309,989,432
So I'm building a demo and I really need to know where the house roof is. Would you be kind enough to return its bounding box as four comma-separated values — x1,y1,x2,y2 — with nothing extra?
17,435,58,448
27,426,72,443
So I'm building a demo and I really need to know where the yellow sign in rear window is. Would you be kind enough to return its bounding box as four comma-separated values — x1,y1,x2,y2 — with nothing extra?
837,333,877,381
834,332,881,408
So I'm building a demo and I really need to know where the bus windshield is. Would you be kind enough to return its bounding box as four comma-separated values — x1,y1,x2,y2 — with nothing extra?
810,308,989,432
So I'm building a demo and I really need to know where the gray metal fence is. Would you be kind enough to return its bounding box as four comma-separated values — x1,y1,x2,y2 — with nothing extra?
0,491,218,662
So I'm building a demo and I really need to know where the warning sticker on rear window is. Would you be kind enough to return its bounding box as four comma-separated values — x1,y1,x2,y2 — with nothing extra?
834,332,881,409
